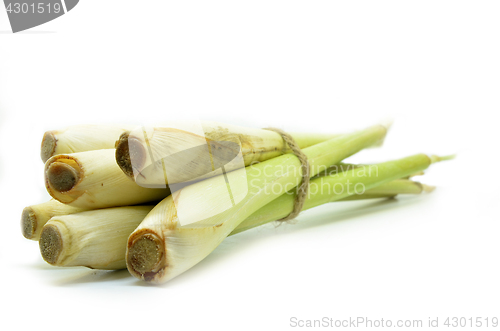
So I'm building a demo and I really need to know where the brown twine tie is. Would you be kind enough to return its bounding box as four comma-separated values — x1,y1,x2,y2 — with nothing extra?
264,128,310,222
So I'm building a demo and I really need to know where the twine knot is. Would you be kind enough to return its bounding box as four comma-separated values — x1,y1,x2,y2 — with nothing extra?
264,128,310,222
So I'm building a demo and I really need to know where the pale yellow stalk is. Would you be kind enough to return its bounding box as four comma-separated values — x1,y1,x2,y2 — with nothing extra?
41,124,136,162
115,121,339,188
39,206,154,269
21,200,88,240
44,149,170,209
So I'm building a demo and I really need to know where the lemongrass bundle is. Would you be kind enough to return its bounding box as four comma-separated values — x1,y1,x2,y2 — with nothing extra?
41,124,135,162
39,206,154,269
27,120,453,284
126,125,389,283
115,121,340,188
36,179,423,270
44,149,170,209
21,200,88,240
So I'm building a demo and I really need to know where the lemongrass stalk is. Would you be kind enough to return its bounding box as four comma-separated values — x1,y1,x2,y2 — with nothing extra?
39,206,154,269
338,193,397,200
315,163,425,179
41,124,135,163
115,121,340,188
233,170,437,235
35,181,412,270
126,125,388,283
312,179,427,200
21,200,88,240
230,179,428,236
44,149,170,209
361,179,428,195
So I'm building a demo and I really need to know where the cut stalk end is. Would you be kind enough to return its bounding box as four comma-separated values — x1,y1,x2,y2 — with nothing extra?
21,207,36,240
39,224,63,265
41,131,57,163
127,231,164,280
47,161,80,192
115,132,146,179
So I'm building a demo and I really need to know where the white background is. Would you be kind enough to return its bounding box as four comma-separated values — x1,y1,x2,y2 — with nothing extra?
0,1,498,330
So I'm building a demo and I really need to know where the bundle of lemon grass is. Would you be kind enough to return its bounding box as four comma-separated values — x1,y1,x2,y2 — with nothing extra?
20,121,452,281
